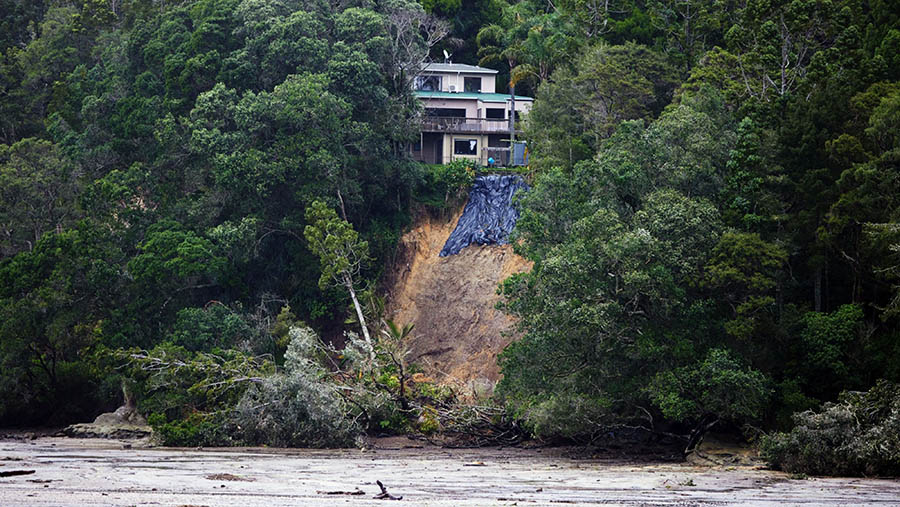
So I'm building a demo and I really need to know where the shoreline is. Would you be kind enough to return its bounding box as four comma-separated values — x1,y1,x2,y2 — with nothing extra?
1,435,898,505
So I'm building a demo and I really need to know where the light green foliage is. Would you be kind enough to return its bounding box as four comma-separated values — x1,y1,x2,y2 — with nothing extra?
304,201,370,292
207,216,259,266
123,342,275,446
762,380,900,476
649,348,770,424
304,200,374,356
433,160,476,204
378,319,414,409
233,326,360,447
270,304,300,357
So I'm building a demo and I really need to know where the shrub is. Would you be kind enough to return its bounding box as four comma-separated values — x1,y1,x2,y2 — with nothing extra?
230,327,360,447
148,412,235,447
761,380,900,476
122,343,274,446
232,371,360,447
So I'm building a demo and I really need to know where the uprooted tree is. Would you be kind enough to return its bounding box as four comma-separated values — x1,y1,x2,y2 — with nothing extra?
304,200,374,360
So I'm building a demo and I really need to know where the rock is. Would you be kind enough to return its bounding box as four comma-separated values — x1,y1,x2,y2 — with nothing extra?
685,435,765,468
92,405,146,426
62,404,151,440
62,423,151,440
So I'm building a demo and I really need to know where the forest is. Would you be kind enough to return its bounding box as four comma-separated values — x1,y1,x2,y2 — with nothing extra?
0,0,898,475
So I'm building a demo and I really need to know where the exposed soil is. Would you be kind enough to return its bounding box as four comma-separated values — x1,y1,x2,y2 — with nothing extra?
384,204,532,395
2,436,899,506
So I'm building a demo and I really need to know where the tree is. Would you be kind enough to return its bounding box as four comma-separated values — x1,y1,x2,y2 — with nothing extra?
650,348,770,453
379,319,414,410
0,219,126,425
0,138,80,258
383,0,449,95
498,91,751,441
724,0,839,102
524,43,679,170
304,200,373,359
477,22,524,141
647,0,722,72
703,231,786,342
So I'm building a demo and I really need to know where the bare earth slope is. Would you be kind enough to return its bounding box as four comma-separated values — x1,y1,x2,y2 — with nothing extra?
384,205,532,392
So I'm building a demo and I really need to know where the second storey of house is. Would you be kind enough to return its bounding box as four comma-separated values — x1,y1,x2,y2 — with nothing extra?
414,63,533,135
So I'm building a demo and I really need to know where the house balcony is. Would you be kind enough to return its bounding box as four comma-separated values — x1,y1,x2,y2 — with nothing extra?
421,116,518,134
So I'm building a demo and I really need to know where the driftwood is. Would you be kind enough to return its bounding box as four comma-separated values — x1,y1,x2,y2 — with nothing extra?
0,470,36,477
317,488,365,495
374,480,403,500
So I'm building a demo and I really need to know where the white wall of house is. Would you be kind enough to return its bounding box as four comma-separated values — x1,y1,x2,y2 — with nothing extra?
421,98,532,119
415,65,531,166
424,72,497,93
421,98,479,117
445,134,488,165
480,99,532,118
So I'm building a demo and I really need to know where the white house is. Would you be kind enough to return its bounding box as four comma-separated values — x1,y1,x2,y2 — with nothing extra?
411,63,533,166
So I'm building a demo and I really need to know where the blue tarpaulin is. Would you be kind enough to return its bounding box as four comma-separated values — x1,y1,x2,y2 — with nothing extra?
439,174,529,257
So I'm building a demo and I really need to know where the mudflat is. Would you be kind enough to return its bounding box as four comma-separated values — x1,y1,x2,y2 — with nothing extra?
1,436,898,506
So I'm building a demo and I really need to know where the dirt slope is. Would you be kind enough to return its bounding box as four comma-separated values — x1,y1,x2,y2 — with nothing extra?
384,205,532,394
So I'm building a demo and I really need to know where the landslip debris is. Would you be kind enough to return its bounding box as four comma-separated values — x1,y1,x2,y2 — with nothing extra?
439,174,528,257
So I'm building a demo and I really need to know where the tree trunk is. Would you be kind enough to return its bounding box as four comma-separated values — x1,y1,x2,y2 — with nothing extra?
336,189,348,222
814,266,822,312
346,277,375,361
509,82,516,145
684,415,719,456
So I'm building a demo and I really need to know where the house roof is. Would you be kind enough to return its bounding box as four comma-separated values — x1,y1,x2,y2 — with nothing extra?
421,62,499,74
415,90,534,102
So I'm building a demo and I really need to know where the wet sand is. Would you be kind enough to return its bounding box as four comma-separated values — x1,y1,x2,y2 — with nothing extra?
1,436,898,506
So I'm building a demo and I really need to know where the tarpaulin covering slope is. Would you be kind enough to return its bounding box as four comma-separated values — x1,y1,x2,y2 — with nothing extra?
440,174,528,257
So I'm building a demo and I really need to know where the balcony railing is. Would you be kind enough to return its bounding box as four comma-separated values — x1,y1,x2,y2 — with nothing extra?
421,116,514,133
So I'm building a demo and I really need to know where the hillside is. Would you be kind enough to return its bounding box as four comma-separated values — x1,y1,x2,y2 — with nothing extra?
385,204,531,393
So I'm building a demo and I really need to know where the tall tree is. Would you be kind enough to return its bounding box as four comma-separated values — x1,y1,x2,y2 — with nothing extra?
304,201,373,359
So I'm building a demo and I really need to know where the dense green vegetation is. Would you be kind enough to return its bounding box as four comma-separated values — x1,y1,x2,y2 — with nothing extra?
1,0,899,475
491,0,900,472
0,0,442,426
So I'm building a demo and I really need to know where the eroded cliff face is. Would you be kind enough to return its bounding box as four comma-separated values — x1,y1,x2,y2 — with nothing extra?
384,205,532,395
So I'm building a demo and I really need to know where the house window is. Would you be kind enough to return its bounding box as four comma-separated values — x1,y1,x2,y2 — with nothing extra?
485,108,505,119
426,107,466,118
415,75,441,91
454,138,478,155
464,76,481,93
412,141,422,151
